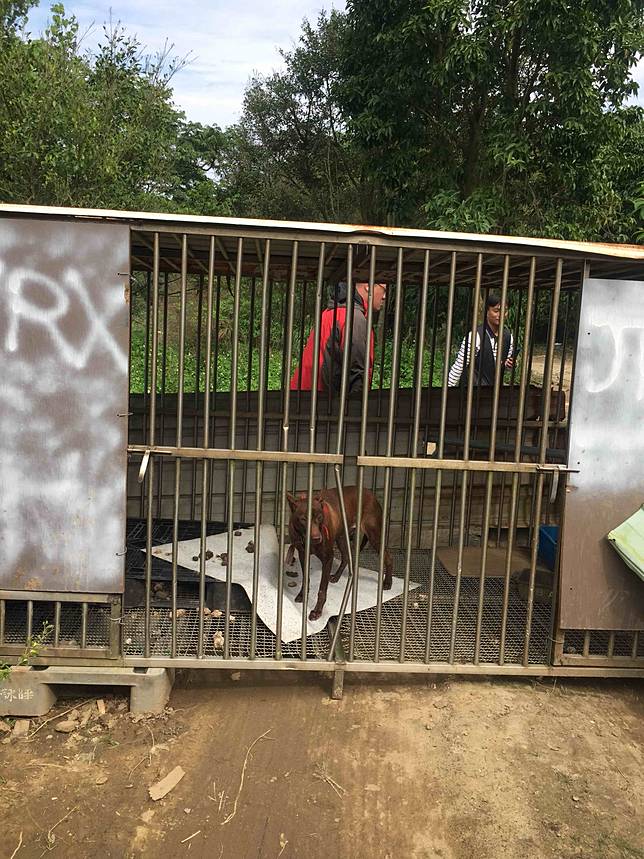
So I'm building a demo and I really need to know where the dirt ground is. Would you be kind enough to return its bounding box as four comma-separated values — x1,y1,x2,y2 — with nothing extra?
1,672,642,859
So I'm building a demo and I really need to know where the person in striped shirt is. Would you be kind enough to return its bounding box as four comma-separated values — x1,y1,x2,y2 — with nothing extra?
448,293,515,387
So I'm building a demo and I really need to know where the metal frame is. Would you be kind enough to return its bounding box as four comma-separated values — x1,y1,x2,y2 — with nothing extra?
2,205,644,680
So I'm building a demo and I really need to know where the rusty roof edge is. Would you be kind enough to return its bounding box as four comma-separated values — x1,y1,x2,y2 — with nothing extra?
1,202,644,262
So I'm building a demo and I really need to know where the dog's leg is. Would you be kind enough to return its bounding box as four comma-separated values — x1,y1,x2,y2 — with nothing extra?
309,556,333,621
294,547,305,603
329,532,349,583
383,548,393,590
364,522,393,591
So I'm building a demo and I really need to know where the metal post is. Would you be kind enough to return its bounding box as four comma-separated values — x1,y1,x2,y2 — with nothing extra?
523,259,562,665
299,245,325,657
196,238,215,658
425,253,457,662
275,243,298,654
398,250,430,661
224,239,244,659
144,233,160,659
374,248,403,660
250,240,271,659
348,247,376,660
471,256,509,664
499,257,536,664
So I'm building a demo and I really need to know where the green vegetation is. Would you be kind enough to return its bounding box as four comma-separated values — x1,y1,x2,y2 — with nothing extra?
1,1,642,240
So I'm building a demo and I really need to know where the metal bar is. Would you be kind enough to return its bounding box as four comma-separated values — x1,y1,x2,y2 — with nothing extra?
496,283,524,545
523,259,562,666
197,237,216,658
472,256,509,664
292,279,308,494
372,276,390,493
417,283,440,548
607,631,615,658
425,252,457,662
323,281,340,488
54,602,60,646
583,630,591,658
324,247,358,662
157,271,169,518
80,602,88,649
0,591,121,603
208,275,222,520
224,238,244,659
171,236,188,658
250,239,271,659
241,276,256,522
26,600,33,642
398,250,430,661
113,655,644,678
448,284,473,546
356,455,573,474
500,258,537,664
275,241,298,654
300,244,325,658
191,272,204,521
448,254,482,662
144,233,161,658
401,281,424,544
138,272,152,517
129,444,342,464
349,246,377,659
375,248,403,660
632,631,639,659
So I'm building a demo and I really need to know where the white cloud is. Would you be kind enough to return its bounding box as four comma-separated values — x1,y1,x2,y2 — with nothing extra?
26,0,346,127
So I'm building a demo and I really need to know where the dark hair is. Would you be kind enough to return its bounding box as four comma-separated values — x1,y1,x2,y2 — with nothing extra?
486,292,502,309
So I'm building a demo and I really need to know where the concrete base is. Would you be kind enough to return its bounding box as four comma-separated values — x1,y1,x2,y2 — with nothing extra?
0,666,174,717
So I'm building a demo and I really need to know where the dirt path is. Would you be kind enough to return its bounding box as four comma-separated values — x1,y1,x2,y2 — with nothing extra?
1,673,642,859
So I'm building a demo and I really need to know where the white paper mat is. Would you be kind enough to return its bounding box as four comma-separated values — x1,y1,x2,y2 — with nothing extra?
148,525,420,644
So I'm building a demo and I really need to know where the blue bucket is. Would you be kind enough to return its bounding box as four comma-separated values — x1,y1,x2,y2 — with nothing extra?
538,525,559,571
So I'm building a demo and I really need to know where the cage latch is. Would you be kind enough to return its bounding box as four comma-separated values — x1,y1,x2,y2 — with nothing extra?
138,449,151,483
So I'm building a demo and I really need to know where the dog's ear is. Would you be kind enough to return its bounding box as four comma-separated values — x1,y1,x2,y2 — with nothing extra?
286,492,298,512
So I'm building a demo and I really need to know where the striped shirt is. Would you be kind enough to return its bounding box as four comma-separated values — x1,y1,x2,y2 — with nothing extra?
448,329,514,387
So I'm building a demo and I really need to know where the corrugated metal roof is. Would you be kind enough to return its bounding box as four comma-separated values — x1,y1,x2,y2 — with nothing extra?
1,202,644,261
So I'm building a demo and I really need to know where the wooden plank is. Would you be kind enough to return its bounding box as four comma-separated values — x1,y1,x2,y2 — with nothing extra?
437,546,534,578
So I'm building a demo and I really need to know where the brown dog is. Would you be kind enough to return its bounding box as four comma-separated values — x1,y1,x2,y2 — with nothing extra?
285,486,393,621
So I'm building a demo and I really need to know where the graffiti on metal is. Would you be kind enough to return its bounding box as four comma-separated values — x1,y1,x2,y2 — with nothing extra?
0,218,130,593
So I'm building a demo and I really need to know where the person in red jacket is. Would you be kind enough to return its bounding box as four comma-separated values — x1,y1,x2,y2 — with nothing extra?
290,280,387,394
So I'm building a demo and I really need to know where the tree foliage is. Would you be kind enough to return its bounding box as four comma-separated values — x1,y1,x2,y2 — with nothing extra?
1,1,643,243
340,0,644,240
0,2,226,212
213,11,384,223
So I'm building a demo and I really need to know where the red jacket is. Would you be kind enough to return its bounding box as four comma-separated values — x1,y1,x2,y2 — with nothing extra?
290,292,374,393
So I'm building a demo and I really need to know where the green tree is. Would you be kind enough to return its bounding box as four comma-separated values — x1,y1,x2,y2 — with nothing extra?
0,3,227,213
219,11,383,223
340,0,644,240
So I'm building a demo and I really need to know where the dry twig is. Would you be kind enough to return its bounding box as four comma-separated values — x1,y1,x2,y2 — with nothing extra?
27,701,93,739
10,831,23,859
220,729,272,826
45,806,77,850
313,763,346,798
180,831,201,844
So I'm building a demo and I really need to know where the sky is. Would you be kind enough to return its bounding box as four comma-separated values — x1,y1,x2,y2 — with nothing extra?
26,1,346,128
26,1,642,129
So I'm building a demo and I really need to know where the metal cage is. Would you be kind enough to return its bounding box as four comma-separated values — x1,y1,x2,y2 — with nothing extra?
1,205,643,680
